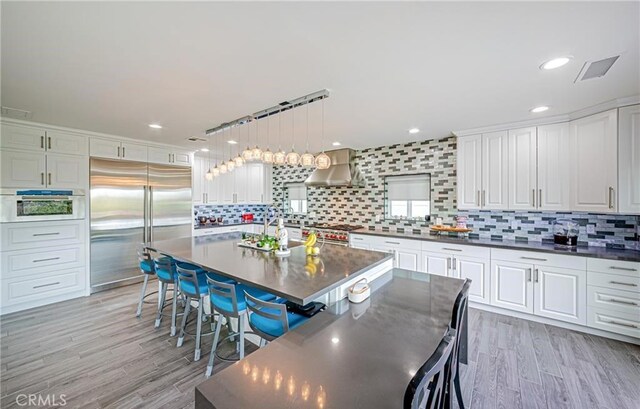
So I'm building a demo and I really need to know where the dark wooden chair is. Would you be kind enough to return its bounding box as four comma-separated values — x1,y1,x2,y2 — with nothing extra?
404,327,457,409
447,279,471,409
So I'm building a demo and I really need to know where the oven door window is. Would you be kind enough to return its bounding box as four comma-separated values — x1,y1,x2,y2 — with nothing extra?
17,200,73,216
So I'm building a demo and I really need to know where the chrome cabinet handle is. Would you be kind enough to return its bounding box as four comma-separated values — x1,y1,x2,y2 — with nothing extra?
521,256,547,262
41,172,45,185
385,241,400,245
610,266,638,272
48,173,52,185
534,269,539,283
118,146,121,157
603,319,638,329
452,257,457,272
41,135,45,149
609,281,638,287
33,282,60,289
33,232,60,236
33,257,60,263
477,190,480,206
607,298,638,306
526,268,532,282
442,248,462,252
482,190,486,207
353,237,363,241
447,257,451,270
539,189,542,206
122,146,125,158
169,153,172,163
608,187,614,209
532,189,536,207
48,136,52,150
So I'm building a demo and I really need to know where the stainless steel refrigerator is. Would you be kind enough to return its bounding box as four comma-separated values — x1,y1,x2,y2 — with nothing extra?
90,158,192,292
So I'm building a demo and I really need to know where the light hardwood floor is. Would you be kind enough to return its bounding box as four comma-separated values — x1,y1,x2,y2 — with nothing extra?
1,284,639,408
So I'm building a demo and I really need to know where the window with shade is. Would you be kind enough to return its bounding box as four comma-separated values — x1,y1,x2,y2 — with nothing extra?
284,183,308,215
385,174,431,220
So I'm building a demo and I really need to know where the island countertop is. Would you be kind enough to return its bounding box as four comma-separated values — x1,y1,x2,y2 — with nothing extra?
145,233,394,305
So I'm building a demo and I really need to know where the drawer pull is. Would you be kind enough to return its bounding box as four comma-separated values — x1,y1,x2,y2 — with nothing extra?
609,281,638,287
607,298,638,306
385,241,400,245
33,232,61,237
521,256,547,262
609,266,638,272
603,319,638,329
352,237,363,241
32,257,60,263
442,248,463,252
33,282,60,289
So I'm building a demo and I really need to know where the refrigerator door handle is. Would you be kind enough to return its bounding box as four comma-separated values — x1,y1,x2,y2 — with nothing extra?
143,185,148,243
149,186,153,242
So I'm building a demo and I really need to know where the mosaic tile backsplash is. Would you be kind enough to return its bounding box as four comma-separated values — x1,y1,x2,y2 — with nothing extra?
193,204,269,225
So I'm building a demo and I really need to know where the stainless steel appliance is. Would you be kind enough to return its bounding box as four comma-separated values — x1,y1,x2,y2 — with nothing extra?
302,223,363,246
90,158,192,292
0,189,85,222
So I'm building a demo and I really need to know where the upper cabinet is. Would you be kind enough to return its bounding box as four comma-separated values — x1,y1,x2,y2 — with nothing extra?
537,123,570,210
89,138,148,162
508,127,537,210
148,146,192,166
569,109,618,213
0,150,87,189
482,131,509,209
191,159,271,205
618,105,640,214
1,124,88,156
457,135,482,209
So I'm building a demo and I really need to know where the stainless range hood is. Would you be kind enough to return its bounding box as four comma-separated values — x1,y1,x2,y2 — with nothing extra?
304,149,365,187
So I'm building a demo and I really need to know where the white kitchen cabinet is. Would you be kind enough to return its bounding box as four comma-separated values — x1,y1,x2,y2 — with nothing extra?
457,134,482,209
534,266,586,325
569,109,618,212
349,235,372,250
90,138,148,162
120,142,148,162
491,260,534,314
46,154,88,189
370,237,422,271
1,150,46,188
508,127,537,210
422,251,450,277
234,166,248,203
247,163,266,203
456,256,490,304
482,131,509,209
45,130,88,156
618,104,640,214
148,146,192,166
0,124,46,152
537,123,570,210
220,172,235,204
173,149,192,166
192,156,205,205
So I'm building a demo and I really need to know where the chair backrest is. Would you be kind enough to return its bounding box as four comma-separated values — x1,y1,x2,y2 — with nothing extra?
176,264,201,298
449,279,471,395
137,247,155,274
404,328,457,409
207,276,241,318
244,290,289,341
154,257,176,283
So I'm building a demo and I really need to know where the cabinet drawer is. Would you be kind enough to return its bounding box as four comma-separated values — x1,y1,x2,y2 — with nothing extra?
587,307,640,338
1,267,85,307
350,234,375,245
491,248,586,270
422,241,490,259
587,259,639,276
1,220,84,251
375,237,422,250
587,285,640,315
588,271,640,293
2,245,85,279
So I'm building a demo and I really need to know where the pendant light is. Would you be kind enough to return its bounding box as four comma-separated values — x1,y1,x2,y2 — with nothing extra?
251,117,263,160
286,105,301,166
241,118,253,161
226,128,235,172
314,97,331,169
261,112,274,164
273,108,286,165
218,131,227,174
233,125,245,167
300,102,315,167
205,136,214,180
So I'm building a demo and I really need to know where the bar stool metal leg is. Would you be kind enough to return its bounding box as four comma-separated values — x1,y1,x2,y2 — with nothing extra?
206,317,224,377
136,274,150,317
154,282,168,328
170,283,179,336
177,296,191,347
238,317,245,360
194,296,204,361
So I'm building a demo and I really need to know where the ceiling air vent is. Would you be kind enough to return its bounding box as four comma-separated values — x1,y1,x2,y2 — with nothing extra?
1,106,33,120
187,136,207,142
575,55,620,82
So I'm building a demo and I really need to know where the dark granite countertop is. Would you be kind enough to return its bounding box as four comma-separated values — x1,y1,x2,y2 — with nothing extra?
352,228,640,262
146,233,393,305
195,269,465,409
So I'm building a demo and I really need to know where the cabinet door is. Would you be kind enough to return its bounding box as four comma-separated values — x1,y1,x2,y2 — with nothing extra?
619,104,640,213
370,245,397,267
421,251,451,277
234,166,248,203
508,127,537,210
0,124,46,152
482,131,509,209
537,123,570,210
46,131,88,156
0,150,46,188
397,248,421,271
147,146,172,165
173,150,192,166
46,154,88,189
534,266,586,325
457,135,482,209
208,174,221,204
491,260,533,313
220,173,235,204
569,109,618,212
90,138,121,159
247,164,265,203
456,256,490,304
120,142,148,162
192,157,205,204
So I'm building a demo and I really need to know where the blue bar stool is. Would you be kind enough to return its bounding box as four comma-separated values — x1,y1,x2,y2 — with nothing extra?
153,257,184,336
205,278,276,377
176,264,235,361
135,248,158,317
244,291,310,347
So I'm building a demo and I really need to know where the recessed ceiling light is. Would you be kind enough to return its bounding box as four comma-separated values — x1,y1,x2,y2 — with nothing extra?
200,148,209,152
332,142,341,146
148,123,163,129
227,140,238,144
530,106,549,113
408,128,420,134
540,57,572,70
331,337,340,344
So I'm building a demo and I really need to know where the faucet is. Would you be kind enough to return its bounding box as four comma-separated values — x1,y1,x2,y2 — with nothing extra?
263,205,282,236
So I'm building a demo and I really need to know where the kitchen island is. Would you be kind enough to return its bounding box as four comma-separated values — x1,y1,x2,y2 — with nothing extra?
145,233,394,305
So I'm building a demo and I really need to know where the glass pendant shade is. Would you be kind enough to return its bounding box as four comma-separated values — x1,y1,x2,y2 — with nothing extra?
212,166,220,177
219,162,228,174
251,146,263,161
286,149,301,166
234,155,244,167
226,159,235,172
242,147,253,161
274,149,286,165
262,148,274,164
205,169,213,181
315,152,331,169
300,151,315,167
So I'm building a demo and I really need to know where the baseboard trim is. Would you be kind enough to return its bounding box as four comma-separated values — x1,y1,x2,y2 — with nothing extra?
469,301,640,346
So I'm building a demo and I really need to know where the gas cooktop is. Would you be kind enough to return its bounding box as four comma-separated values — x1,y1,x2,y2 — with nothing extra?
305,223,364,232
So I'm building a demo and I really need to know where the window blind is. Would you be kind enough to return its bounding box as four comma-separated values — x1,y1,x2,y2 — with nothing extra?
287,184,307,200
386,175,430,201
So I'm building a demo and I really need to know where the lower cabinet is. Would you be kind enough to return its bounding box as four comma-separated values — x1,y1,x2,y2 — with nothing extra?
422,251,450,277
456,256,490,304
491,260,534,314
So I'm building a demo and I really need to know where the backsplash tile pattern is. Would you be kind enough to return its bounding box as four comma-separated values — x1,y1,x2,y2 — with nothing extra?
193,204,268,225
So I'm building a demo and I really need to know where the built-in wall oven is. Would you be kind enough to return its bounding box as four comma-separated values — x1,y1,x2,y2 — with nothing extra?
0,189,86,223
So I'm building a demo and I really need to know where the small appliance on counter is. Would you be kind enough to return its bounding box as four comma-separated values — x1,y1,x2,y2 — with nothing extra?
241,213,254,223
553,219,579,246
348,278,371,304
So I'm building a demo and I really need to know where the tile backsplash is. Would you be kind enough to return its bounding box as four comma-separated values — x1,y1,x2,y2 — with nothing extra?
193,204,269,225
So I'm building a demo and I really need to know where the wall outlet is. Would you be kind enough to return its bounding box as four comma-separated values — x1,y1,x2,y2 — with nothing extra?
375,214,381,222
586,224,596,234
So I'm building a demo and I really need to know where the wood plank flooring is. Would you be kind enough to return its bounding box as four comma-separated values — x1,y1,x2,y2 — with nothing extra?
2,284,639,408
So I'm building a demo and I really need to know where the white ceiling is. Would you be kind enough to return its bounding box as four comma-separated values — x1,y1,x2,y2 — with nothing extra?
2,1,639,153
